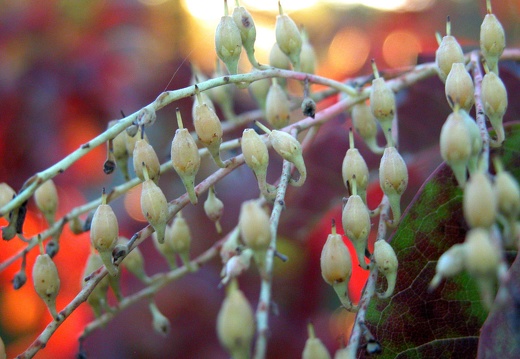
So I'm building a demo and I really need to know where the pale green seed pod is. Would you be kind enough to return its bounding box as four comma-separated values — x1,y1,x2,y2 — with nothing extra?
351,102,380,153
440,111,472,187
429,243,466,291
204,186,224,234
445,62,474,112
232,3,257,67
125,126,147,156
133,140,160,184
435,35,465,83
458,110,482,175
191,91,216,121
267,128,306,187
34,179,58,226
342,195,371,270
480,12,505,74
215,13,242,75
141,178,168,245
90,201,119,276
269,42,291,70
373,240,398,299
300,30,317,74
153,230,177,269
481,71,508,145
238,200,271,251
463,172,497,228
193,91,225,168
171,123,201,205
217,283,255,359
33,253,60,319
168,212,192,255
241,129,275,200
265,82,290,129
275,4,302,70
495,170,520,219
370,77,396,146
302,323,331,359
0,183,16,211
82,251,110,317
379,147,408,222
341,134,369,203
149,301,171,336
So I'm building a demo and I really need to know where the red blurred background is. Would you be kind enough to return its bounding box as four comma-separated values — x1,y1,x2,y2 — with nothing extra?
0,0,519,358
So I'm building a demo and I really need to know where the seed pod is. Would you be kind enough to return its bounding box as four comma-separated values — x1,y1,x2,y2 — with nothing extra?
133,139,160,184
171,109,201,205
463,172,497,228
90,194,119,276
191,91,216,121
275,3,302,70
168,212,192,269
265,81,290,129
481,70,507,145
241,129,275,200
300,29,317,74
429,243,465,291
342,131,369,203
459,110,482,175
495,170,520,219
269,42,291,70
153,230,177,269
249,76,271,111
238,200,271,251
302,323,331,359
369,64,396,147
216,282,255,359
141,170,168,245
119,237,149,283
34,179,58,226
204,186,224,234
149,301,171,336
0,183,15,213
193,88,226,168
464,228,500,308
82,251,110,317
351,102,381,154
440,111,472,187
125,126,147,156
33,253,60,319
342,194,371,270
435,17,465,83
373,240,398,298
232,2,259,68
320,220,356,311
379,147,408,222
445,62,474,112
480,10,505,74
215,4,242,75
108,120,130,181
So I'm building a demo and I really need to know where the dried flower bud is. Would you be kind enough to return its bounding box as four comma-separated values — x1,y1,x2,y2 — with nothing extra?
320,220,356,311
0,183,16,212
265,81,291,129
342,131,369,202
463,172,497,228
33,253,60,319
373,240,398,298
149,301,171,336
90,195,119,276
215,8,242,75
379,147,408,222
171,109,201,204
429,243,465,291
369,65,396,147
495,170,520,219
440,111,472,187
238,200,271,251
34,179,58,225
445,63,475,112
342,194,371,270
133,140,160,183
269,42,291,70
481,71,507,145
217,282,255,358
351,102,381,153
480,12,505,74
82,252,110,317
204,186,224,234
436,34,464,83
141,173,168,245
302,323,331,359
275,3,302,70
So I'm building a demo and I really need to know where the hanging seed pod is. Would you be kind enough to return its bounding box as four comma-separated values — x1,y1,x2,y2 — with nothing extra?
463,172,497,228
481,70,507,145
119,237,150,284
141,165,168,244
435,17,465,83
342,192,371,270
464,228,500,308
90,191,119,276
445,62,475,112
256,122,306,187
133,139,160,184
249,76,271,111
265,81,290,129
300,29,317,75
204,186,224,234
232,1,260,68
440,111,472,187
379,147,408,223
342,131,369,203
193,86,226,168
275,2,302,70
168,211,193,270
238,200,271,252
302,323,331,359
351,102,382,154
373,240,398,298
34,179,58,226
320,220,356,311
125,126,147,156
149,301,171,336
269,42,291,71
495,169,520,219
429,243,466,291
480,2,505,74
215,1,242,75
153,230,177,269
0,183,16,211
82,251,110,317
33,253,60,319
217,281,255,359
369,60,396,147
171,109,201,204
458,110,482,175
191,91,216,121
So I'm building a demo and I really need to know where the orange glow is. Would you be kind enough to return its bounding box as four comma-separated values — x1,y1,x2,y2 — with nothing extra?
329,305,356,340
125,183,147,222
382,30,422,68
0,286,44,334
327,27,370,76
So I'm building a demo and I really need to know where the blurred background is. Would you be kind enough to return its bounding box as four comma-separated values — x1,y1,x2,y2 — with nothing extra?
0,0,519,358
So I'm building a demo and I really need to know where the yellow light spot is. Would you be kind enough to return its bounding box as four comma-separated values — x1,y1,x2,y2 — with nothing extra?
327,27,370,76
382,30,422,68
124,183,147,222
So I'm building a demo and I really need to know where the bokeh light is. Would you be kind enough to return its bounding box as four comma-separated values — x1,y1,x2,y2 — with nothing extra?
382,30,422,68
327,27,371,76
